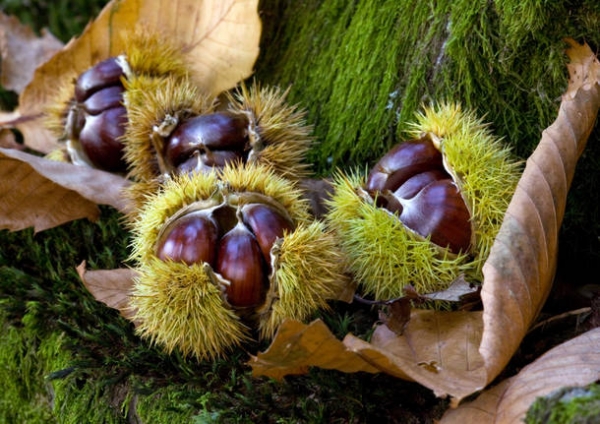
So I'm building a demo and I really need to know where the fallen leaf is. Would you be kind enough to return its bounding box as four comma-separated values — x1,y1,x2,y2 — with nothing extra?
77,261,138,321
0,128,21,149
440,327,600,423
378,297,412,335
421,274,479,303
477,38,600,384
249,319,381,380
8,0,261,154
352,310,487,400
0,147,132,231
0,13,63,94
250,40,600,403
0,110,58,154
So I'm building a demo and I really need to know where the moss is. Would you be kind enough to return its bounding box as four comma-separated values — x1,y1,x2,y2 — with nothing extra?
525,384,600,424
257,0,600,169
135,385,219,423
0,310,55,423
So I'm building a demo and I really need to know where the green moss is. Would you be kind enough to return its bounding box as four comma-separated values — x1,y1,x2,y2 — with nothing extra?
525,384,600,424
135,385,219,423
0,310,55,423
257,0,600,169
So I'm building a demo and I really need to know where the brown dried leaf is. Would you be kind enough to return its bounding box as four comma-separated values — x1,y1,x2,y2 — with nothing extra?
441,328,600,423
0,128,21,149
12,0,260,154
421,274,479,303
478,38,600,383
250,40,600,402
353,310,487,400
249,319,380,380
77,261,137,321
0,147,131,231
0,13,63,94
378,297,412,335
0,110,58,154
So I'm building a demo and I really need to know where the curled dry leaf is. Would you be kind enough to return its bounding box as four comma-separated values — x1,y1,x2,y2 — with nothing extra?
250,39,600,402
77,261,138,322
2,0,260,154
0,147,131,232
440,327,600,424
249,319,381,380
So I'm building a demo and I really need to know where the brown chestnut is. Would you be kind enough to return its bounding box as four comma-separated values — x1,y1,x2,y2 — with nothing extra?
366,137,472,254
155,212,219,266
164,112,250,171
394,179,471,254
365,137,445,194
216,221,267,308
240,203,295,265
77,106,128,172
74,57,126,102
67,56,129,173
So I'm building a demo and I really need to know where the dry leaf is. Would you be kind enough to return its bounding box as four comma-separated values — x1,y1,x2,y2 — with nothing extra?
0,13,63,93
5,0,260,154
348,311,487,400
249,319,381,380
421,274,479,303
250,40,600,402
0,110,59,154
0,147,131,231
441,327,600,423
77,261,138,321
0,128,21,149
378,297,412,335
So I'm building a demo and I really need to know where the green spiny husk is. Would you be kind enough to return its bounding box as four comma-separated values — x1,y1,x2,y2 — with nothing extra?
129,163,347,358
326,103,522,301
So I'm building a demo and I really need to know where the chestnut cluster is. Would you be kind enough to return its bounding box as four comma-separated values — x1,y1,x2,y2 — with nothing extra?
162,111,251,175
155,202,294,308
365,136,471,254
67,57,129,172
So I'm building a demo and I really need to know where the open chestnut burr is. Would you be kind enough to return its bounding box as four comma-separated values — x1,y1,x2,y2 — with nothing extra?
326,103,522,302
129,163,348,360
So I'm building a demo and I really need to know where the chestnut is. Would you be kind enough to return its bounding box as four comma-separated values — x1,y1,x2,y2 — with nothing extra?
155,212,219,266
74,56,126,102
152,199,297,309
366,137,471,254
241,202,295,265
164,112,250,172
395,179,472,254
77,106,128,172
326,103,522,302
365,137,445,194
66,56,129,172
131,163,348,359
216,222,267,308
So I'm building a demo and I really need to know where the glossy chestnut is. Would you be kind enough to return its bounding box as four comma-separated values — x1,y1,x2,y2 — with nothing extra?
155,212,219,266
366,137,472,254
164,112,250,170
216,222,267,308
366,137,445,195
68,56,129,172
241,203,295,265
